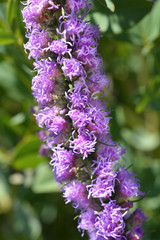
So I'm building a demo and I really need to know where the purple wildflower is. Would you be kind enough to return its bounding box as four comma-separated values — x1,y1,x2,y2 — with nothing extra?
88,163,117,199
96,134,126,162
70,129,97,159
87,72,110,93
33,58,59,76
62,180,90,209
35,107,68,135
126,225,144,240
117,167,144,199
62,57,85,80
63,14,86,37
65,0,92,13
46,39,68,55
22,0,58,30
66,85,90,109
50,146,76,182
39,143,50,156
127,209,148,227
22,0,147,239
75,45,97,66
78,208,96,234
95,200,126,239
25,27,51,59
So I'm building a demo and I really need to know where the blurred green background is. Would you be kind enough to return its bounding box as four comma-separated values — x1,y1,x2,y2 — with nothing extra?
0,0,160,239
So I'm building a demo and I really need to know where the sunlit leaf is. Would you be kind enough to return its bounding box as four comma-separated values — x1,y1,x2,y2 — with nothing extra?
0,31,15,45
7,0,25,38
93,0,153,34
121,127,160,151
13,135,46,170
13,200,42,239
32,163,60,193
0,170,12,214
115,0,160,46
7,0,18,25
135,76,160,112
0,61,31,100
0,2,7,21
92,12,109,32
104,0,115,12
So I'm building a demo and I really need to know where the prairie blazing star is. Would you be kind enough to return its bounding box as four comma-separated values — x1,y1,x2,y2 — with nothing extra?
22,0,147,239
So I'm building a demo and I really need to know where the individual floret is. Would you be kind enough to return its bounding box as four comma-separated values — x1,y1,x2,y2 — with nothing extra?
50,146,76,182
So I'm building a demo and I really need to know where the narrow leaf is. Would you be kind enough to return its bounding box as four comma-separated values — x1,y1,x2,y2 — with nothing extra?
13,135,46,170
105,0,115,12
0,31,15,45
32,163,60,193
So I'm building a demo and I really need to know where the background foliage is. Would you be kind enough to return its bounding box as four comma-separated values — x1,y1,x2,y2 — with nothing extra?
0,0,160,239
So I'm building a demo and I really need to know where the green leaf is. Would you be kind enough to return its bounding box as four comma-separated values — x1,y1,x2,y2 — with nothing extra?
6,0,25,40
139,0,160,44
13,153,46,170
93,0,153,34
0,171,12,214
13,135,46,170
113,0,160,47
0,148,12,165
0,31,15,45
0,2,16,45
0,109,21,148
13,200,41,239
0,2,7,22
135,76,160,112
0,61,31,101
92,12,109,32
104,0,115,12
121,127,160,151
7,0,20,32
7,0,17,24
110,0,153,34
0,18,7,30
32,163,60,193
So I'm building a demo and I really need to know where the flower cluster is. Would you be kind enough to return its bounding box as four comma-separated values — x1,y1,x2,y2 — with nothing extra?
22,0,147,239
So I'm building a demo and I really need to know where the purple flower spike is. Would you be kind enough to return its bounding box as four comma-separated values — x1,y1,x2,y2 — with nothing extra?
22,0,147,239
